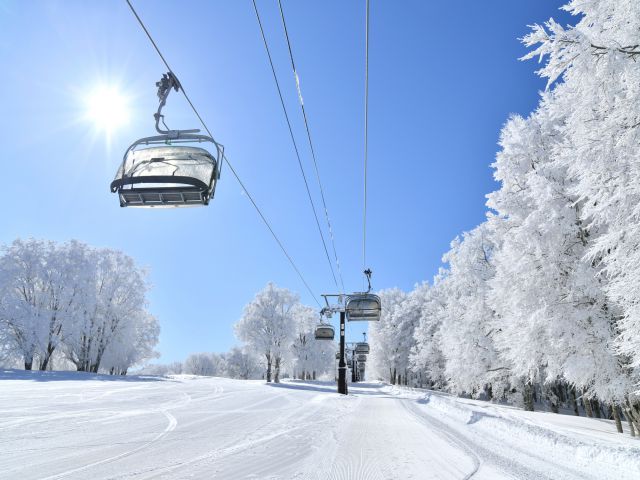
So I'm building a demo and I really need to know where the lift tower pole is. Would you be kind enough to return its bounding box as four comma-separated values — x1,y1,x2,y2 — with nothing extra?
352,352,357,383
321,294,348,395
338,311,347,395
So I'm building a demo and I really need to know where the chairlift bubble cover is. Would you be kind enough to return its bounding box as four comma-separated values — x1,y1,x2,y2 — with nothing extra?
357,354,367,362
314,324,335,340
111,146,219,207
355,342,370,354
346,293,381,322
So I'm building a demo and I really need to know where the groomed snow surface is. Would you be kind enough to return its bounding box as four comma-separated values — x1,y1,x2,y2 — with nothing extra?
2,371,639,480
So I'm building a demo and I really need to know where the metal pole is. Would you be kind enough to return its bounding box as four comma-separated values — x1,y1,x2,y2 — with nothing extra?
338,310,347,394
352,354,357,383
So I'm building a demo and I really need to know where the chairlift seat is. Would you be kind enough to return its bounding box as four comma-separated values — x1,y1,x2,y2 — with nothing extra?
346,293,381,322
111,145,219,208
355,342,370,354
315,324,335,340
357,354,367,362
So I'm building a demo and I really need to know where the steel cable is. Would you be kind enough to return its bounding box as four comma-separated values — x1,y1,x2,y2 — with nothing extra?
252,0,340,293
276,0,346,294
124,0,321,307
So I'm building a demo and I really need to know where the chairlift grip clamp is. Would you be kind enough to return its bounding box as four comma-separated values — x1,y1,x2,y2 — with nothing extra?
364,268,373,293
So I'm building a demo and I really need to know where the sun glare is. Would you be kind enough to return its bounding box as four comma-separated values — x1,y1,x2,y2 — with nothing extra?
85,86,130,133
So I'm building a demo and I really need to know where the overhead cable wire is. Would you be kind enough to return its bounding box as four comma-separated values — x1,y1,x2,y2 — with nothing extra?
362,0,370,288
276,0,346,294
124,0,321,308
252,0,339,293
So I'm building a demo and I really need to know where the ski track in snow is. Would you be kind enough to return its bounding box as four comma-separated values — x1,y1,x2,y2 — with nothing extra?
1,373,638,480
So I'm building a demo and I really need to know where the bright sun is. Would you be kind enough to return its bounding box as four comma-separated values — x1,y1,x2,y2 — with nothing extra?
85,86,130,132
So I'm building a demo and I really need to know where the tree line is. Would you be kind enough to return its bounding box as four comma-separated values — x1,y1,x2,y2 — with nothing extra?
0,238,159,374
144,283,335,382
369,0,640,437
142,347,262,380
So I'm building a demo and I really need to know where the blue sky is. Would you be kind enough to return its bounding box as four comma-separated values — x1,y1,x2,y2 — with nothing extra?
0,1,572,363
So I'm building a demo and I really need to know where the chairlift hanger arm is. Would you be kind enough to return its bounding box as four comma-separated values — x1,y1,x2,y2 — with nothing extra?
320,293,346,317
154,72,182,134
153,71,202,137
364,268,373,293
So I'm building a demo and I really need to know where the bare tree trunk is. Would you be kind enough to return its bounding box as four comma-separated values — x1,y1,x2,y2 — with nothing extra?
624,400,640,436
39,342,56,371
523,383,534,411
583,392,593,418
274,356,281,383
312,371,316,380
592,399,602,418
548,383,560,414
569,387,579,416
624,409,636,437
558,382,567,404
612,404,623,433
266,354,272,383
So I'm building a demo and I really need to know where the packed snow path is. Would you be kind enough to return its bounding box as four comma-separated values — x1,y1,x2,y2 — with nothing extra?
1,371,639,479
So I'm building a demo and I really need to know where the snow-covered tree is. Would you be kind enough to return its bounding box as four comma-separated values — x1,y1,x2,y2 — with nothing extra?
62,247,156,373
290,304,334,380
100,310,160,375
368,288,408,384
516,0,640,425
410,275,447,389
0,238,159,374
234,283,300,383
223,346,261,379
0,239,91,370
183,353,212,376
437,224,503,397
365,0,640,435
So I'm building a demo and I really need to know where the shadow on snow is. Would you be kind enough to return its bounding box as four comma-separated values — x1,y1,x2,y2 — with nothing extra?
0,369,170,383
267,380,388,396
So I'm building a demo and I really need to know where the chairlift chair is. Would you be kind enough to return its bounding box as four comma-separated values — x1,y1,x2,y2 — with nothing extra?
345,293,381,322
315,323,335,341
111,72,222,208
357,354,367,363
355,342,370,354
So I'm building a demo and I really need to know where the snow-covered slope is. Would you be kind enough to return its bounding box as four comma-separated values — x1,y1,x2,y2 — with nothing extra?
1,370,638,479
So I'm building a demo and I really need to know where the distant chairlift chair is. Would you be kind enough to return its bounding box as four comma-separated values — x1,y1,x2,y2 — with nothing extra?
315,323,335,341
111,72,222,208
